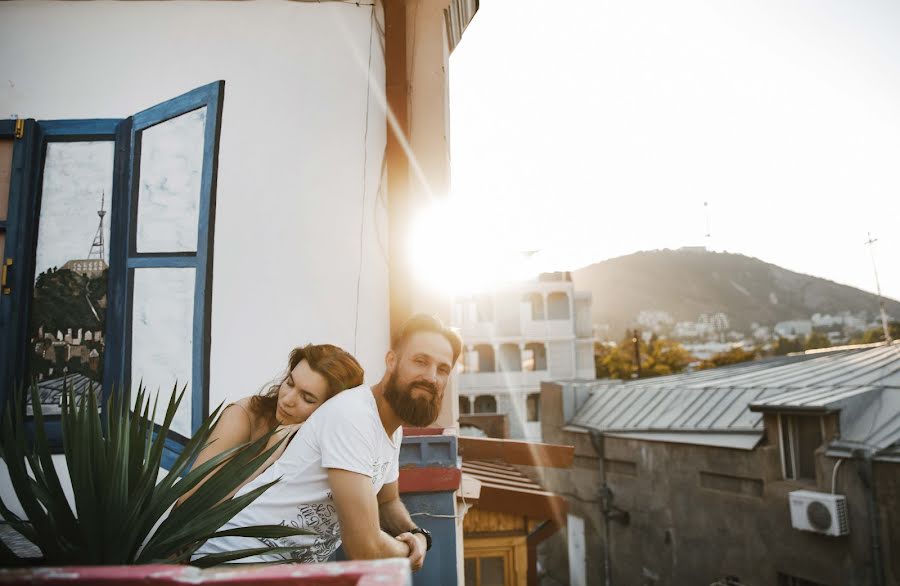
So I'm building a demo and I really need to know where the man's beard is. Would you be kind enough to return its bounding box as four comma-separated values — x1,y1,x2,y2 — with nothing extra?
383,370,442,427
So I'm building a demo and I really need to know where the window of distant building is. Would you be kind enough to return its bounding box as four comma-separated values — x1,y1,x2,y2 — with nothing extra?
524,342,547,371
474,395,497,414
459,396,471,415
474,344,495,373
524,292,544,320
498,343,521,372
526,393,540,422
0,82,223,465
779,415,823,481
547,292,570,320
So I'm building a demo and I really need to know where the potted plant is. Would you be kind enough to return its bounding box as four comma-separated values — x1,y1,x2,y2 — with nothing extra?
0,383,307,567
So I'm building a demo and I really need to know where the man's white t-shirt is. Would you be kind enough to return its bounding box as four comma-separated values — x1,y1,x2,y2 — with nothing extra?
195,385,402,563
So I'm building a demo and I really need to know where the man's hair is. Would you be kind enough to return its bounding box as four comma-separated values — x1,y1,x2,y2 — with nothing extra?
392,314,463,365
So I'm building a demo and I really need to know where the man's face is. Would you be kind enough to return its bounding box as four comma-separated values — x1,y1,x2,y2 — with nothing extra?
383,331,454,427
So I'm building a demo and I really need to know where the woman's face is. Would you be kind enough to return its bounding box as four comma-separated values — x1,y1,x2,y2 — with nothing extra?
276,359,330,425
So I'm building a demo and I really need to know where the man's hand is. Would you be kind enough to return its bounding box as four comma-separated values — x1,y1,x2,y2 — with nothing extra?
395,531,427,571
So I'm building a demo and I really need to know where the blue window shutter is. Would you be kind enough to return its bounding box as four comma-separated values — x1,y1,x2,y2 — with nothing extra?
106,81,224,455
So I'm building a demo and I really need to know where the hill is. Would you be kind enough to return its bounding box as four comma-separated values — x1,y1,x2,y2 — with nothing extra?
572,249,900,336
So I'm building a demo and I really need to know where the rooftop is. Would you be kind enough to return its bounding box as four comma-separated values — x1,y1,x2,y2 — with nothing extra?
564,342,900,459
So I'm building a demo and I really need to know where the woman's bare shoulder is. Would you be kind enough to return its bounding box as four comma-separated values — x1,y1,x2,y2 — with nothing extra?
214,400,255,440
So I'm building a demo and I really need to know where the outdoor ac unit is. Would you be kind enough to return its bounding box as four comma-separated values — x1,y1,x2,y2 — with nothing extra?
789,490,849,536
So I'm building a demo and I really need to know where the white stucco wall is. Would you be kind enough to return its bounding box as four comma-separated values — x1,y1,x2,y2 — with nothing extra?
0,0,391,519
0,1,391,405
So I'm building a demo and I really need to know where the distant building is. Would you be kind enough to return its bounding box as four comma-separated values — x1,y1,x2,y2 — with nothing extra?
636,310,674,333
535,342,900,586
681,341,736,361
60,258,108,279
452,273,596,441
774,319,813,339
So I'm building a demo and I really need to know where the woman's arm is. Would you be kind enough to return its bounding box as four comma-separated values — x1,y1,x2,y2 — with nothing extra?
175,404,252,507
217,423,300,502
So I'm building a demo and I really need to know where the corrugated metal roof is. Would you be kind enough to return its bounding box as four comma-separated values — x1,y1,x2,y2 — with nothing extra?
568,342,900,454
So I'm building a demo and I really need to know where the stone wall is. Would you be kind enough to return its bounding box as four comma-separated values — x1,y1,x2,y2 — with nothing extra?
531,381,899,586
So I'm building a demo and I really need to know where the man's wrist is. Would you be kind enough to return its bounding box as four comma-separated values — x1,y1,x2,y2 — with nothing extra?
409,527,432,551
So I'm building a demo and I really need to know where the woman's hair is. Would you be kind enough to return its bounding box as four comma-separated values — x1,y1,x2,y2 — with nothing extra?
250,344,364,424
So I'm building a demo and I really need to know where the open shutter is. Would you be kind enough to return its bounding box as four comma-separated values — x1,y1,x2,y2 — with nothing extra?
106,81,223,444
0,119,41,410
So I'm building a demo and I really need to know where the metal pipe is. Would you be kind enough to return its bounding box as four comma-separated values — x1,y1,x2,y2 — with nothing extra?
853,449,885,586
590,431,612,586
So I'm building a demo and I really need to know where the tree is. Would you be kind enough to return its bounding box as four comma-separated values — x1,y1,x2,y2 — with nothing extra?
594,332,694,380
698,346,757,370
772,336,804,356
849,322,900,344
804,331,831,350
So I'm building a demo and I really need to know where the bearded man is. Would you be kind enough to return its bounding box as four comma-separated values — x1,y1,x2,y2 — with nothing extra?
195,314,462,571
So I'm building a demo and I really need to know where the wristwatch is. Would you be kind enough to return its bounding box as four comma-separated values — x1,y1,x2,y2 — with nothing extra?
410,527,432,551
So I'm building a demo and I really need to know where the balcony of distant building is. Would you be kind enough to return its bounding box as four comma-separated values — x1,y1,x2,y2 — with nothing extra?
452,281,593,342
457,341,549,391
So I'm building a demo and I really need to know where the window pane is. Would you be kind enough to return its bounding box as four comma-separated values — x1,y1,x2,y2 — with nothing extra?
480,556,505,586
464,558,477,586
474,395,497,414
28,142,113,406
522,348,535,372
527,393,540,422
795,416,822,481
0,137,12,220
131,267,195,437
136,107,206,253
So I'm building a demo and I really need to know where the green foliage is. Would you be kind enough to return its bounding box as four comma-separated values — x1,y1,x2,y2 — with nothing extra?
698,346,757,370
804,331,831,350
595,332,694,380
771,335,805,356
848,322,900,344
31,268,107,334
0,383,310,567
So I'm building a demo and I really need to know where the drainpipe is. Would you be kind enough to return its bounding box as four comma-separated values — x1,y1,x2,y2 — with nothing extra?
590,431,612,586
852,449,885,586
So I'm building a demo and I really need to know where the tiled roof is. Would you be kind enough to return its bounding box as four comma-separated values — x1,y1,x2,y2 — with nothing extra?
462,459,567,523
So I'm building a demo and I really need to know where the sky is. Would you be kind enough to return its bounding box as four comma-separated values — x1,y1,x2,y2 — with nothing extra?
447,0,900,302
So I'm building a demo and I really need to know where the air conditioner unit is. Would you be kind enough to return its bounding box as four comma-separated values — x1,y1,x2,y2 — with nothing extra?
789,490,849,536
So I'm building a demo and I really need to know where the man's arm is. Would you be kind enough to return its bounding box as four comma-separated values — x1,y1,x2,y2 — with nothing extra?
377,481,427,571
327,468,411,561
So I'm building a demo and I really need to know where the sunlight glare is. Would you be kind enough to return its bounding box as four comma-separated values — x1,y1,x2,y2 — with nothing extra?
408,198,541,295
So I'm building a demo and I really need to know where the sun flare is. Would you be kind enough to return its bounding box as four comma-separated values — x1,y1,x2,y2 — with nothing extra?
408,199,541,296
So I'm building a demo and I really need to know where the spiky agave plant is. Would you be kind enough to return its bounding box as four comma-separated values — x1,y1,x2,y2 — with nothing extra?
0,382,309,567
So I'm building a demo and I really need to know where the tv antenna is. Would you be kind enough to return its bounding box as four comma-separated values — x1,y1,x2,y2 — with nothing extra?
864,232,892,343
87,190,107,261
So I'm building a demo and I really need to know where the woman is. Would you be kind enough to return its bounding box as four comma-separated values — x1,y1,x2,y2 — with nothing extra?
178,343,364,505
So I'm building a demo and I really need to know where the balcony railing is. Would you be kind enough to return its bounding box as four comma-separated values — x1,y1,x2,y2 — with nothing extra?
520,319,573,338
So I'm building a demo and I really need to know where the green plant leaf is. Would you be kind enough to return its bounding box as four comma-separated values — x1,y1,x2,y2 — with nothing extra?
188,546,310,568
1,380,303,566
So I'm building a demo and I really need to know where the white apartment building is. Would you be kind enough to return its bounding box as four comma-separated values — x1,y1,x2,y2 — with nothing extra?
451,273,596,441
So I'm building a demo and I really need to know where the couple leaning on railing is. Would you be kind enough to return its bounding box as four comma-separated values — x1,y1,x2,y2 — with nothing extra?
183,313,460,568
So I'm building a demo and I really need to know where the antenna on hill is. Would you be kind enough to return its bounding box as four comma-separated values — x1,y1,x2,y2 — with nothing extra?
703,201,711,250
864,232,892,343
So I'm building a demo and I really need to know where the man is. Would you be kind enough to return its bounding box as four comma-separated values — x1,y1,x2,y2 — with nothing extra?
196,314,462,570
